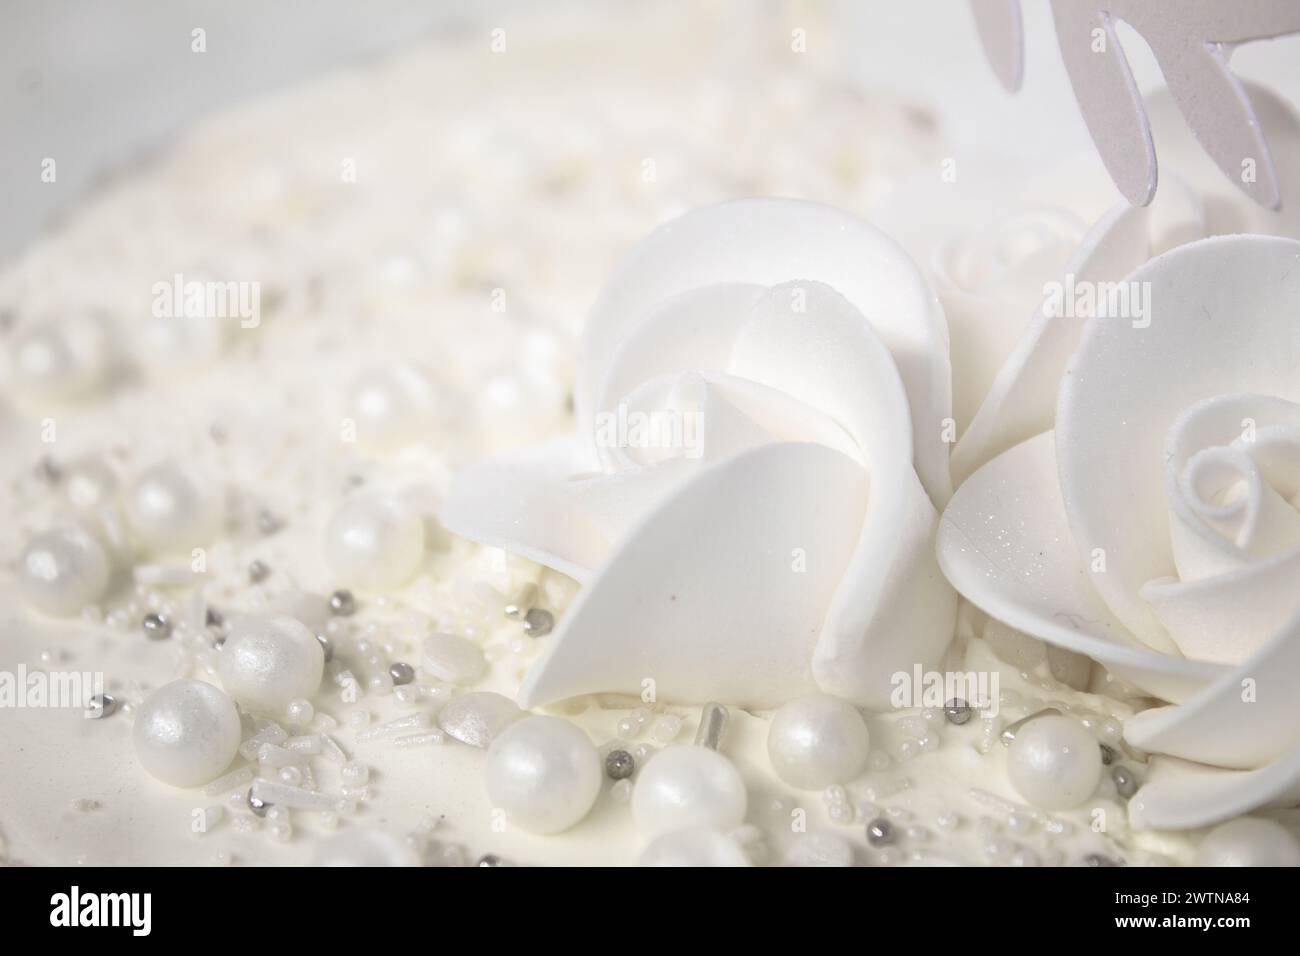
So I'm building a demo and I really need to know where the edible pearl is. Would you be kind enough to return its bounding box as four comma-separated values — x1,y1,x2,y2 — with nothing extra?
17,525,112,616
347,362,440,449
631,745,748,838
638,827,751,867
218,614,324,712
10,314,111,401
124,461,220,553
133,679,241,787
1006,715,1102,810
766,693,871,790
61,455,118,511
323,494,425,590
485,716,602,834
1194,817,1300,867
313,827,420,867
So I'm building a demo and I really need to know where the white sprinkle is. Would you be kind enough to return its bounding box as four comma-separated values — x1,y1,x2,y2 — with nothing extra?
285,734,322,755
393,730,447,748
203,765,255,797
250,778,348,812
356,713,428,741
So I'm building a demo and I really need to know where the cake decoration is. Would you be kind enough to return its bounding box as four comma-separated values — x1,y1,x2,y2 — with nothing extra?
972,0,1300,207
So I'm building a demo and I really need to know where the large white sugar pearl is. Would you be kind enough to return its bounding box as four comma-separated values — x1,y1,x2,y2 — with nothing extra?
313,827,421,867
218,614,324,712
632,745,748,838
767,693,870,790
323,494,425,590
638,827,752,867
347,362,439,449
485,716,601,834
17,525,112,616
1007,715,1102,810
1195,817,1300,867
133,679,241,787
11,315,111,401
124,461,220,553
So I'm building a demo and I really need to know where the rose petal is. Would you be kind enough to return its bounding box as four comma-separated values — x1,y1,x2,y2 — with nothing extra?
1127,749,1300,830
950,202,1154,486
516,441,865,708
1125,605,1300,770
1056,235,1300,651
937,431,1222,703
577,198,953,505
727,282,956,705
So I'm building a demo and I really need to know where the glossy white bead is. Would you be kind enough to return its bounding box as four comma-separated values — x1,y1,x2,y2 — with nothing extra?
1006,715,1102,810
17,525,112,616
218,614,324,713
61,455,118,511
1195,817,1300,867
485,716,601,834
638,827,751,867
124,461,220,553
323,494,424,590
10,314,111,401
312,827,420,867
133,679,242,787
767,693,871,790
632,745,748,838
347,362,439,449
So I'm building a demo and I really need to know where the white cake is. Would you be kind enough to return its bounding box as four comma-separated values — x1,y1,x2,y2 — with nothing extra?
2,1,1298,867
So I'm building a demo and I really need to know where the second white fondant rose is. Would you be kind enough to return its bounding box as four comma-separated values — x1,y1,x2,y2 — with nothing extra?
441,198,956,708
938,235,1300,829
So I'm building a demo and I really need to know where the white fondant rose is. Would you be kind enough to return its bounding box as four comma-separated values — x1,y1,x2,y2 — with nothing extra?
441,199,956,708
938,234,1300,829
875,83,1300,487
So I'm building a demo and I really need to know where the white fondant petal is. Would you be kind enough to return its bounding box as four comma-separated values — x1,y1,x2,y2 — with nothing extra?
1124,606,1300,770
517,442,866,708
727,282,956,704
950,202,1153,486
578,199,953,505
937,431,1222,703
1056,235,1300,649
1128,749,1300,831
437,435,606,582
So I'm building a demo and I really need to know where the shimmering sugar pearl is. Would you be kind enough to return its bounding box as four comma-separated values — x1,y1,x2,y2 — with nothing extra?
133,679,241,787
17,525,112,616
632,745,747,838
767,694,870,790
1194,817,1300,867
10,314,111,401
124,461,220,553
218,614,324,712
485,716,601,834
347,362,439,449
323,494,425,590
1006,715,1102,810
